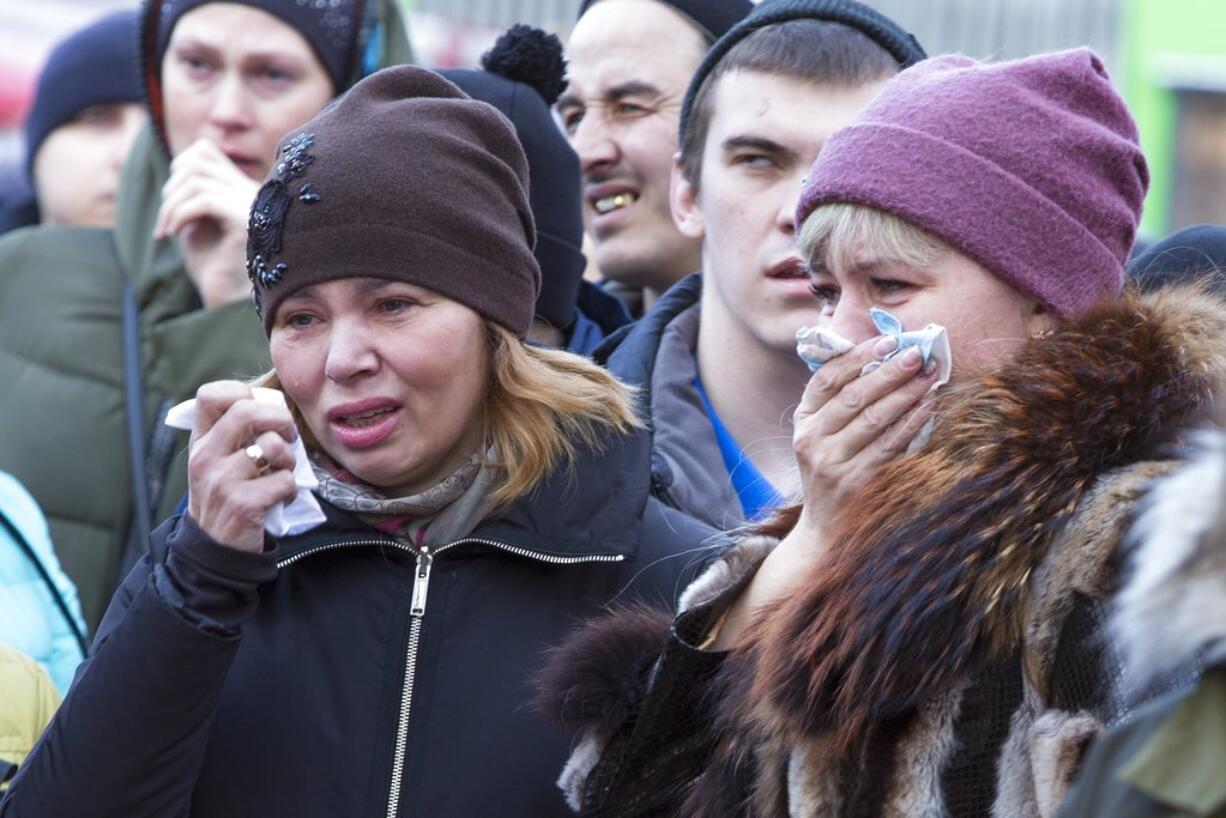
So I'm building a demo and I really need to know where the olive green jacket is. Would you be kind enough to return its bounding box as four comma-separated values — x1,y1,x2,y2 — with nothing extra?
0,2,413,629
0,128,271,630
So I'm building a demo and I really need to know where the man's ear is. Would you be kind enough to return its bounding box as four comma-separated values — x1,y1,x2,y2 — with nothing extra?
670,153,704,240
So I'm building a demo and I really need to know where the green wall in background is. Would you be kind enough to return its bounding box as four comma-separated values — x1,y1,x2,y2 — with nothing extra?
1122,0,1226,237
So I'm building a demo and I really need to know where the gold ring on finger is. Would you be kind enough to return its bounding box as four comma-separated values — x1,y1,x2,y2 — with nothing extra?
245,443,271,476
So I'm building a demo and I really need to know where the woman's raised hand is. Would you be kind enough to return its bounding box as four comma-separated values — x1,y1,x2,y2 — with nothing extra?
186,381,299,553
154,139,260,308
791,335,938,542
708,336,939,650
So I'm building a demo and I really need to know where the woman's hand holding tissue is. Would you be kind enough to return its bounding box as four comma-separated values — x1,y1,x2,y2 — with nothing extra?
186,381,300,553
790,333,938,546
709,334,940,650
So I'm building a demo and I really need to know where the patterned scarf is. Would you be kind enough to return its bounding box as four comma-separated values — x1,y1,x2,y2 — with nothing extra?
312,452,495,548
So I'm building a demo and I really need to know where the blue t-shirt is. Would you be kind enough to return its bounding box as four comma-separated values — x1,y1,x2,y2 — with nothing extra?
694,377,784,521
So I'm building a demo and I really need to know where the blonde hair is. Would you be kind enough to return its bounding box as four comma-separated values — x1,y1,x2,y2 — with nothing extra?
482,324,642,504
255,322,642,508
798,202,949,272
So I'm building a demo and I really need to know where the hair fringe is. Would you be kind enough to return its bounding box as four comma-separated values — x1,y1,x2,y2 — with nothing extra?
798,202,948,272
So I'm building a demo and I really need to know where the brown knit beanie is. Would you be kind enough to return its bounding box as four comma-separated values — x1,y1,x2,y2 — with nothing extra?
247,65,541,335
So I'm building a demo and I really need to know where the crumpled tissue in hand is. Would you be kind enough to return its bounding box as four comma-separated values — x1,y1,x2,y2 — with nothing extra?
796,307,952,392
165,387,327,537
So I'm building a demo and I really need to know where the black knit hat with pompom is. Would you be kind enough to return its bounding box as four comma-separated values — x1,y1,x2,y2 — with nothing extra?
441,26,585,331
480,24,567,105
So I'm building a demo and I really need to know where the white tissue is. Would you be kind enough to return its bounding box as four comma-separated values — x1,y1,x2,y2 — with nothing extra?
795,325,854,372
165,387,327,537
795,308,952,393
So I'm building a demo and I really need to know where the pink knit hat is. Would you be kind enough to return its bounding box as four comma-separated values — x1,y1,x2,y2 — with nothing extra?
795,49,1148,316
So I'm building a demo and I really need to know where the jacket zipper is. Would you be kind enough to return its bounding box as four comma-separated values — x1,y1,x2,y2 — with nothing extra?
276,536,624,818
385,537,625,817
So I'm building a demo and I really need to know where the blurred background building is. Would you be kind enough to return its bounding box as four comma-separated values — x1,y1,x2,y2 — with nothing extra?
0,0,1221,239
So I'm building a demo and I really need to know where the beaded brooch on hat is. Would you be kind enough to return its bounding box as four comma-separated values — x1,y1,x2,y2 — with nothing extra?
247,132,321,314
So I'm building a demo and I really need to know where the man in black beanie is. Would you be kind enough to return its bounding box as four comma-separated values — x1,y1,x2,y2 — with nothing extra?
20,10,144,230
557,0,753,317
594,0,925,529
441,25,633,354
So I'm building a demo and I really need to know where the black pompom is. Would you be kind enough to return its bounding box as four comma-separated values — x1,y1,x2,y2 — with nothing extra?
480,24,567,106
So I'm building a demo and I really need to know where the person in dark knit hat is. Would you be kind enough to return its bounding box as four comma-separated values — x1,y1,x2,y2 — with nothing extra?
1127,223,1226,295
0,62,714,818
592,0,924,530
538,49,1224,817
151,0,367,100
19,10,144,230
0,0,413,636
441,24,631,354
557,0,754,317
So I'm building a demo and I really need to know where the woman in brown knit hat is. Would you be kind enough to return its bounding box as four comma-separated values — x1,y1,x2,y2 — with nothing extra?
0,65,712,818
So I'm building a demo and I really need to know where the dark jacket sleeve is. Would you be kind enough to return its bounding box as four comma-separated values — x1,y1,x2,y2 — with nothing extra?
541,534,771,816
0,514,277,817
539,595,737,817
591,604,733,817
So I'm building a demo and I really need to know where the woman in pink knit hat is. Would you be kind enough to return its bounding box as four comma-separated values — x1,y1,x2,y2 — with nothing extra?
540,48,1226,816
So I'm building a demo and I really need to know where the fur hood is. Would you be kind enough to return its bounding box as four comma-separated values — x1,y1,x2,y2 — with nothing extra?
747,285,1226,753
1114,429,1226,693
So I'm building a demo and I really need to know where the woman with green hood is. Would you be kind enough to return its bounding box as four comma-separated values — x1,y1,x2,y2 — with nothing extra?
0,0,412,631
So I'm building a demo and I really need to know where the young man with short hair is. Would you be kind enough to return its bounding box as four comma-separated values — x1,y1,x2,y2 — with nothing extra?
557,0,752,315
598,0,926,528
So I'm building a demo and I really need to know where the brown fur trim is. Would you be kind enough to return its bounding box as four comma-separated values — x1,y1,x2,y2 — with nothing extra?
534,603,672,738
1027,710,1101,818
990,689,1100,818
788,736,846,816
992,690,1042,818
749,734,792,817
750,285,1226,752
681,651,766,817
678,535,777,614
755,502,803,542
882,685,965,818
558,730,606,812
1023,460,1178,698
1115,430,1226,689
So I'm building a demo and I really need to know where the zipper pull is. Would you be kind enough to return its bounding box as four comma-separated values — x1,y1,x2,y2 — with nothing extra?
410,551,433,617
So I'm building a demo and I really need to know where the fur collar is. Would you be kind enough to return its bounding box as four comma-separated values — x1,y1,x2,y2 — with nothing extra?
746,286,1226,752
1114,429,1226,691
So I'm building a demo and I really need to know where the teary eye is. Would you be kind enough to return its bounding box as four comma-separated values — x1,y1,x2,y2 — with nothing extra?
809,283,840,304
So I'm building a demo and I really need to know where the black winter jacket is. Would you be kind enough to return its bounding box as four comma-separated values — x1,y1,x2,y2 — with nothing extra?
0,426,712,817
594,274,748,529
